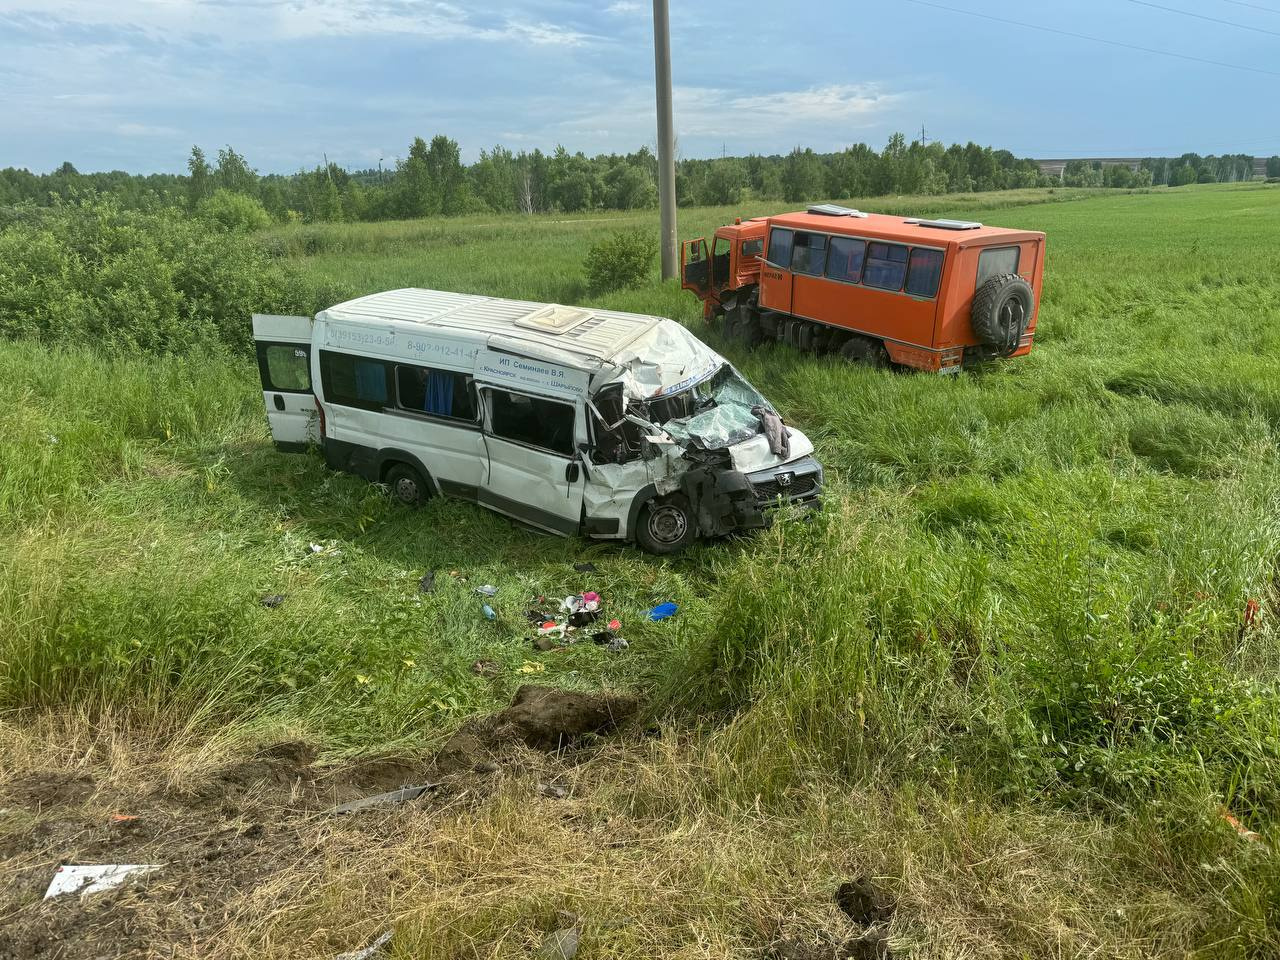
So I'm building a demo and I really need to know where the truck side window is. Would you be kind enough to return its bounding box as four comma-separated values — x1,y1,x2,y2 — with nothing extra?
977,246,1020,287
712,236,732,287
790,232,828,276
825,237,865,283
395,364,476,422
319,350,391,410
766,228,793,268
905,248,944,298
741,238,763,257
862,242,909,291
488,389,575,456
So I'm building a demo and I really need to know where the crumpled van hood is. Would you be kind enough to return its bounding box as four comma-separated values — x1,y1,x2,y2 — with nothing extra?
727,427,815,473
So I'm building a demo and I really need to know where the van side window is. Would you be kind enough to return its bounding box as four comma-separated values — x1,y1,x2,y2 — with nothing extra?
977,246,1020,287
395,365,476,421
258,344,311,392
862,242,909,291
488,389,576,456
741,238,763,257
905,248,944,298
767,228,793,268
790,232,828,276
319,350,391,410
825,237,865,283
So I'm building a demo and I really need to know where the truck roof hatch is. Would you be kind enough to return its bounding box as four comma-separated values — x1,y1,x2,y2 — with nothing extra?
905,218,984,230
807,203,869,218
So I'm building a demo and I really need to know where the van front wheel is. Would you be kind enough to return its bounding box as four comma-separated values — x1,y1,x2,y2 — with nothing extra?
636,495,696,555
385,462,428,507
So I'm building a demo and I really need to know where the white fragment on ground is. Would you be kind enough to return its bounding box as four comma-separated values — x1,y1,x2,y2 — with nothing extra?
44,864,160,899
334,929,393,960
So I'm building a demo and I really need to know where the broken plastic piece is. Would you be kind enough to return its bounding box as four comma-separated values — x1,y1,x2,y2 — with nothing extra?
482,604,496,620
475,584,498,597
607,618,621,631
647,602,678,621
606,637,629,653
418,571,436,594
261,594,285,609
334,929,394,960
44,864,159,899
327,784,436,815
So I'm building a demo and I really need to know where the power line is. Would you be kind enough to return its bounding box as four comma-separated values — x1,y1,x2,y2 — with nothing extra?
898,0,1280,78
1127,0,1280,37
1218,0,1280,16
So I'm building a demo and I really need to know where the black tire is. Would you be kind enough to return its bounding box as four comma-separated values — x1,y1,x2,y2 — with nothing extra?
971,274,1033,356
385,462,429,507
635,494,697,555
840,335,889,368
737,308,762,348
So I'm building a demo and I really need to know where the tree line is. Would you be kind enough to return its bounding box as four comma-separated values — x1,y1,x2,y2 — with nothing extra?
2,135,1275,224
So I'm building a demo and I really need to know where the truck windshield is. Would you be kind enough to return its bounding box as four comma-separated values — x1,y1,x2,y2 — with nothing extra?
650,364,769,449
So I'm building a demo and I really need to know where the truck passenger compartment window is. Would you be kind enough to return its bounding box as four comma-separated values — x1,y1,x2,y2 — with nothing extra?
977,246,1020,287
905,248,944,298
259,344,310,392
862,242,909,291
790,232,828,276
741,238,763,257
319,350,391,410
395,365,476,421
824,237,865,283
766,228,793,268
488,389,575,456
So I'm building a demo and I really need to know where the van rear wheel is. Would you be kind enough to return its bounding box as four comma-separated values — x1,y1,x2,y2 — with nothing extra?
385,463,428,507
636,494,696,555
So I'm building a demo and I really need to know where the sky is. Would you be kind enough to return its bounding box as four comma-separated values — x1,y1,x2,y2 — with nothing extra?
1,0,1278,174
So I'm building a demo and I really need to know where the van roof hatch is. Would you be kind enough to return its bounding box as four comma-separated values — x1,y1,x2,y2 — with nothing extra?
514,303,594,334
905,218,984,230
807,203,868,218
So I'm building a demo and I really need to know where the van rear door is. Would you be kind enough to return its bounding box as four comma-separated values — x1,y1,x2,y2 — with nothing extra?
252,314,318,451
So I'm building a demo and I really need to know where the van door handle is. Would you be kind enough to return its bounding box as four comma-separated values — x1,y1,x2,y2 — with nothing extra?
273,394,286,411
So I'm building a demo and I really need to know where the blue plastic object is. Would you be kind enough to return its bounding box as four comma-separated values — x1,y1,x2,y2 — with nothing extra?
647,602,678,621
482,604,496,620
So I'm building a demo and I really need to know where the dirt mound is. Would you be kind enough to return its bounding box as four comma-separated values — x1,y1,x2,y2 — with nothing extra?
434,685,639,773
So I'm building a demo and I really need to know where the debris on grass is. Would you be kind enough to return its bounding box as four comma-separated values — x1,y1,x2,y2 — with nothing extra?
475,584,498,597
537,926,580,960
326,784,437,815
43,864,160,900
334,929,394,960
470,659,499,677
647,602,678,621
418,571,436,594
482,603,496,620
573,561,597,573
260,593,285,608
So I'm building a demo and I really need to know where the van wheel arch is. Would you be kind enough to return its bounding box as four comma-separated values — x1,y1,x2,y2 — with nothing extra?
378,452,437,503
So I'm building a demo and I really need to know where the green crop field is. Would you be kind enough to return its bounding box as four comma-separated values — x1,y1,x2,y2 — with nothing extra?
2,182,1279,958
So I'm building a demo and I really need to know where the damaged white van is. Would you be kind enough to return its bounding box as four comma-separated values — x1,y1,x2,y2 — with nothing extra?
252,288,823,554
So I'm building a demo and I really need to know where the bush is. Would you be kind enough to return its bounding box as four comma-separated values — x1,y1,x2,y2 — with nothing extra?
196,189,273,232
584,228,657,294
0,199,348,353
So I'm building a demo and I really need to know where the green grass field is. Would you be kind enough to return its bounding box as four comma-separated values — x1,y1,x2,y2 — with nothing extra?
2,183,1279,958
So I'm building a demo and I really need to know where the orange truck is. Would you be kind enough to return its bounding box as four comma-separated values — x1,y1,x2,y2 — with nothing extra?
681,204,1046,372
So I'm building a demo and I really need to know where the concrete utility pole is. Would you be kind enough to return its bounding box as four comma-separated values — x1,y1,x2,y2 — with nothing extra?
652,0,678,281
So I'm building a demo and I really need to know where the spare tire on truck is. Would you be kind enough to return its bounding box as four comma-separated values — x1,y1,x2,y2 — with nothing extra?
971,274,1034,356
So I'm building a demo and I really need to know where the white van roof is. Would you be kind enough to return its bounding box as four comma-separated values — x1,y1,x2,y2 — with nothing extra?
320,288,662,365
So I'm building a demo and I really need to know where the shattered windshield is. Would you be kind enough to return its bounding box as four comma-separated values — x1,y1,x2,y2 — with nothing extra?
650,364,769,449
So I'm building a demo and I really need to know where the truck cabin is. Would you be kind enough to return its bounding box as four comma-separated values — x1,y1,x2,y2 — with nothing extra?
682,205,1046,372
681,218,768,316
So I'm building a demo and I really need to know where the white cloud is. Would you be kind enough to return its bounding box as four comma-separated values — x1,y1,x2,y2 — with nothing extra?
606,1,643,13
273,1,597,45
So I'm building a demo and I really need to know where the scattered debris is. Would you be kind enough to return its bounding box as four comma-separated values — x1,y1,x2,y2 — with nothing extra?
470,659,499,677
109,813,139,825
418,571,436,594
538,781,568,799
326,784,437,815
607,618,621,631
475,584,499,597
538,927,580,960
573,562,597,573
44,864,160,900
309,543,323,553
835,877,895,925
473,760,501,774
605,637,629,653
482,604,496,620
1220,806,1266,845
519,661,546,674
260,593,286,609
647,602,678,621
334,929,394,960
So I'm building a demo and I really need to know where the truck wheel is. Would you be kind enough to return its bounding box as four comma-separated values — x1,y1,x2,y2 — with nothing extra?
636,494,696,554
738,310,762,348
385,462,429,507
971,274,1033,356
840,336,889,368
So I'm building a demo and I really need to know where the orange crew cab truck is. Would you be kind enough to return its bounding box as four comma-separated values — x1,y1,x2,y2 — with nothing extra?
681,204,1046,372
